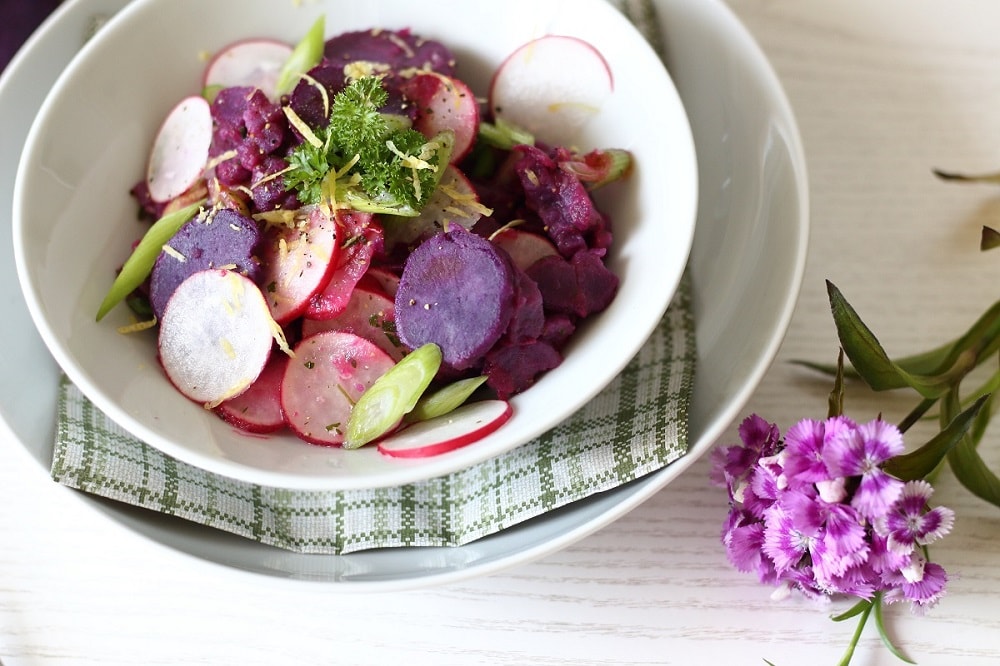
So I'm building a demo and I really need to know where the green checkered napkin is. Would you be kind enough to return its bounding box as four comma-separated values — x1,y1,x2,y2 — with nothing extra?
50,0,694,554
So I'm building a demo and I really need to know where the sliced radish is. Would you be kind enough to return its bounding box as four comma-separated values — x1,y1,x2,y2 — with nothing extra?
215,352,289,433
358,266,401,298
280,331,396,446
489,35,613,147
377,399,512,458
303,210,380,320
302,286,404,361
383,166,488,249
257,206,339,325
203,38,294,101
146,95,213,203
158,270,275,408
491,227,559,272
400,73,479,163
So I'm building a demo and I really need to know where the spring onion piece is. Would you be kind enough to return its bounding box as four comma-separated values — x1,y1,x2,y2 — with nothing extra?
406,375,488,423
275,15,325,97
343,343,442,449
95,200,205,321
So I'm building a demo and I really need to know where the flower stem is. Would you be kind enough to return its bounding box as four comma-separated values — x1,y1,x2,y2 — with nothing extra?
838,600,873,666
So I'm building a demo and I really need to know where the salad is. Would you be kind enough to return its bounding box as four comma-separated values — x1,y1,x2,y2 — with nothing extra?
97,17,632,458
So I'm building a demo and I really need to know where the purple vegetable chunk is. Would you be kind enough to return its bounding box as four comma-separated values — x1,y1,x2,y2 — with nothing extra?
526,250,619,319
149,208,262,320
209,86,290,189
504,264,545,343
287,65,347,130
483,340,562,399
395,226,514,371
323,29,455,76
513,144,611,258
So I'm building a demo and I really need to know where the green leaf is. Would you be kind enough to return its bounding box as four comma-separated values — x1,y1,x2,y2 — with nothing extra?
872,593,916,664
830,598,871,622
275,15,325,96
932,167,1000,184
982,226,1000,251
95,200,205,321
948,419,1000,507
837,600,873,666
884,394,988,481
828,349,846,418
827,281,975,398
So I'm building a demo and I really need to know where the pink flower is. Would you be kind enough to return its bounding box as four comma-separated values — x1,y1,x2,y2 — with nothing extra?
875,480,955,554
824,419,905,520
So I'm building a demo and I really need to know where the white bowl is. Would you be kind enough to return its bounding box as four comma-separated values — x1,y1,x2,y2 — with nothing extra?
12,0,697,489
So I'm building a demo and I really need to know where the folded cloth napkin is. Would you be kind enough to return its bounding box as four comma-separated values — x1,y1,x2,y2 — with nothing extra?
50,0,694,555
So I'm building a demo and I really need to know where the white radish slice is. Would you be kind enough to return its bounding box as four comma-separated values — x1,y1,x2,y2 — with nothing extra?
489,35,613,147
491,227,559,272
158,269,275,408
302,286,404,361
146,95,213,203
215,352,288,433
377,399,512,458
203,38,294,101
280,331,396,446
383,166,486,248
401,73,479,163
257,206,339,325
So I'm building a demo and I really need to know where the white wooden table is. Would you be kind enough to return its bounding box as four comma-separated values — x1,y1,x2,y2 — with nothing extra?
2,1,1000,663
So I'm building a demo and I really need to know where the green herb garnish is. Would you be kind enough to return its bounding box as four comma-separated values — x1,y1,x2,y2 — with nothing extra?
283,76,454,216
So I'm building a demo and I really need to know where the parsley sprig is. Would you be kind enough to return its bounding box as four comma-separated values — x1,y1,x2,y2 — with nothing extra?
284,76,453,215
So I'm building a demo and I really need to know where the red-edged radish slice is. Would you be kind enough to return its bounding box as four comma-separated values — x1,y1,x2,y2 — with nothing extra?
303,210,379,320
358,266,401,298
215,352,289,433
491,227,558,272
400,73,479,163
257,206,339,325
377,399,512,458
146,95,213,203
158,269,275,408
489,35,613,147
203,38,294,101
302,286,404,361
280,331,396,446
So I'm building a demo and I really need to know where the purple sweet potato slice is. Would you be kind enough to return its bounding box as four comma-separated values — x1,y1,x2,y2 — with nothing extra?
526,249,619,319
149,208,262,320
395,226,515,370
513,144,610,258
505,265,545,343
482,339,562,399
323,29,455,77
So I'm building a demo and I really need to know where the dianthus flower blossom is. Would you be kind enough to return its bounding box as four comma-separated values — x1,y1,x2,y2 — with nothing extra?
712,414,954,613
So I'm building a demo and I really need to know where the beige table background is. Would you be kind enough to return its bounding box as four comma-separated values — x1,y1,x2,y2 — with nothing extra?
2,1,1000,663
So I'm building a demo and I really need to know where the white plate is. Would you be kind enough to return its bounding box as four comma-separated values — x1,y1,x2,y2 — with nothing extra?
0,0,807,589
